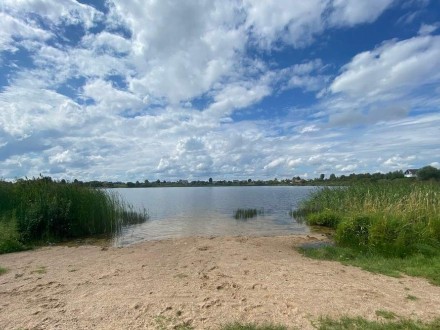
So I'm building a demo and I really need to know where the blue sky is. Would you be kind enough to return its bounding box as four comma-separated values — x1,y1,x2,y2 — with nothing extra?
0,0,439,181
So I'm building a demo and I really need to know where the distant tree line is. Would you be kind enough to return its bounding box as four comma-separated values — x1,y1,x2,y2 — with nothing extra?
11,166,439,188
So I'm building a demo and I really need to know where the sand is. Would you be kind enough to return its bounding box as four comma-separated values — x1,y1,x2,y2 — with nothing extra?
0,234,439,329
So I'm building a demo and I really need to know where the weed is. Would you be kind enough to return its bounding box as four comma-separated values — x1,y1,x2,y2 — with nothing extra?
316,316,440,329
0,266,7,275
375,310,397,320
222,322,287,330
31,266,47,275
406,295,418,301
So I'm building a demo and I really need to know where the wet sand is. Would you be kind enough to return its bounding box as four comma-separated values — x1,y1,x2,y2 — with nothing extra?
1,234,439,329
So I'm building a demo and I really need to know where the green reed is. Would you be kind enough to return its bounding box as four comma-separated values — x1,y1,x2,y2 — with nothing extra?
0,178,148,252
234,208,263,220
296,181,440,257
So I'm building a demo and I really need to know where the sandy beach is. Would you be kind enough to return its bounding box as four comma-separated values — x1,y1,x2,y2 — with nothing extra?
1,234,439,329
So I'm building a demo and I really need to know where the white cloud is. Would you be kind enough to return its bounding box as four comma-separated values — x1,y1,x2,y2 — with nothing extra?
1,0,102,28
418,22,440,35
243,0,328,48
0,12,51,51
330,0,395,26
108,0,245,104
329,105,410,126
0,0,437,181
330,35,440,100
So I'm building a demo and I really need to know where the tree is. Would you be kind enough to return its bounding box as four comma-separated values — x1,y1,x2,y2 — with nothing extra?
329,173,336,180
417,166,440,181
209,177,213,184
320,174,325,180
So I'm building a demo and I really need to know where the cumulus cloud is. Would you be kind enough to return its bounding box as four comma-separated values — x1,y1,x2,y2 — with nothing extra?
0,0,437,181
330,35,440,100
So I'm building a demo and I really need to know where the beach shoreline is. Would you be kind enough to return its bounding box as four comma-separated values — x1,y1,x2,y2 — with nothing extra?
1,233,439,329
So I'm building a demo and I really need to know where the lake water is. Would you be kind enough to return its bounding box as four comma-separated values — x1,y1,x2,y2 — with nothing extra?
113,186,317,246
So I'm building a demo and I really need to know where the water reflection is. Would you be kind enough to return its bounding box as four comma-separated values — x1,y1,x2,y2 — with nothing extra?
112,186,316,246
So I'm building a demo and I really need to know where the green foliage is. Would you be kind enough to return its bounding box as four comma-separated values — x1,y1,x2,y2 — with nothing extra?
307,210,341,228
417,166,440,181
0,215,28,254
316,316,440,330
0,178,148,252
222,323,287,330
336,215,371,249
0,266,7,276
298,182,440,257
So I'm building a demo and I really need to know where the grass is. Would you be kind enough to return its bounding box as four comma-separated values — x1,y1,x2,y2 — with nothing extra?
316,316,440,329
375,310,397,320
234,208,263,220
295,181,440,284
0,266,7,275
299,245,440,285
0,177,148,254
222,323,287,330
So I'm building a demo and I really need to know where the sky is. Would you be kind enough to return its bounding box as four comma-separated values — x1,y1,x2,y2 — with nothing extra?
0,0,439,182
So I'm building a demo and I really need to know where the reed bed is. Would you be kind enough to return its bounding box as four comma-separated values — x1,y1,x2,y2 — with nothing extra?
0,178,148,253
234,208,263,220
297,182,440,257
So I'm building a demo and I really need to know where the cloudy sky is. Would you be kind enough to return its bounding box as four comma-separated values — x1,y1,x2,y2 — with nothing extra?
1,0,439,181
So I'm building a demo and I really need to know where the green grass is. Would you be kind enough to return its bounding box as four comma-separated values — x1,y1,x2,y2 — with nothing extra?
0,216,28,253
222,323,287,330
316,316,440,329
299,245,440,285
375,310,397,320
0,177,148,253
295,181,440,283
299,245,440,284
0,266,7,275
234,208,263,220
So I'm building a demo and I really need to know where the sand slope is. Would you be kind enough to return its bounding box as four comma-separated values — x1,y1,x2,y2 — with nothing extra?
1,234,439,329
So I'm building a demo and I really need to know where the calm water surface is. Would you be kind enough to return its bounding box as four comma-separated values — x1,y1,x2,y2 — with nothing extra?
113,186,317,246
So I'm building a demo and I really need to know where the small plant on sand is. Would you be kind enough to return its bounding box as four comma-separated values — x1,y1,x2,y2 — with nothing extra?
222,323,287,330
316,316,440,329
0,266,7,275
375,310,396,320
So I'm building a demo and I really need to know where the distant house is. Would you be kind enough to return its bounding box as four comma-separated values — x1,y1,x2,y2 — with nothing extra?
404,169,418,178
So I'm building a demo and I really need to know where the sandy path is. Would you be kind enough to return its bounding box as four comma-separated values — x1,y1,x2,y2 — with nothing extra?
0,234,439,329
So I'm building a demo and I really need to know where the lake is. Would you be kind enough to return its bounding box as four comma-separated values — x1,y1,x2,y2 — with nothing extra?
113,186,317,246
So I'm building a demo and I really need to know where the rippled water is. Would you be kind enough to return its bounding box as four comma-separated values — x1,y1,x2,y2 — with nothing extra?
113,186,317,246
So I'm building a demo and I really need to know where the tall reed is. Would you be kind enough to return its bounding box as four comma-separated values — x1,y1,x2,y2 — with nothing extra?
0,178,148,247
297,182,440,257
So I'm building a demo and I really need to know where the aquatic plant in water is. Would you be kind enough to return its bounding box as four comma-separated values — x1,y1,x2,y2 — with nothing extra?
234,208,263,220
